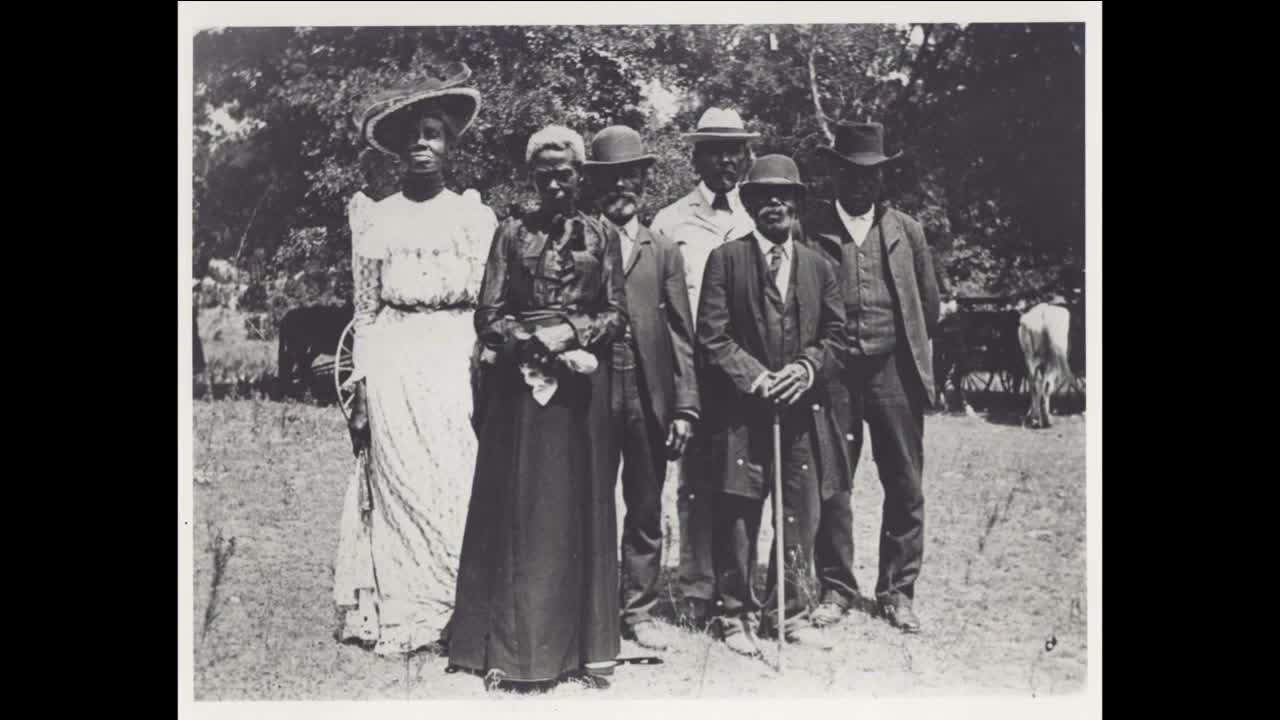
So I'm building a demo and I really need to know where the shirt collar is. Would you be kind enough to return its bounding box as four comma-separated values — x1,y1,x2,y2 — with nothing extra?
622,216,640,241
754,230,793,259
836,199,876,226
698,181,740,208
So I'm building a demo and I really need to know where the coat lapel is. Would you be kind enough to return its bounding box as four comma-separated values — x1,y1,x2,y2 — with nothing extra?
743,238,771,348
793,246,814,329
687,191,729,236
877,206,909,293
805,204,850,263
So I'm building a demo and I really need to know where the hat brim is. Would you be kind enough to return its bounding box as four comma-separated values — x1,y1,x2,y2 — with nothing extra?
741,180,807,196
583,155,657,169
682,131,761,142
365,88,482,156
817,146,903,167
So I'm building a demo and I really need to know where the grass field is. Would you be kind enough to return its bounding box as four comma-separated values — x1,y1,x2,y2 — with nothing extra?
190,399,1087,700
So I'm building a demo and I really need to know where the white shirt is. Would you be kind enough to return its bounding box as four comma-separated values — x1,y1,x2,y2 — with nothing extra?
618,216,640,263
698,181,744,223
754,231,794,299
836,200,876,247
748,230,814,394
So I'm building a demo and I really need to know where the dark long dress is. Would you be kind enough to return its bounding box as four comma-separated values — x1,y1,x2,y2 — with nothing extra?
450,211,628,683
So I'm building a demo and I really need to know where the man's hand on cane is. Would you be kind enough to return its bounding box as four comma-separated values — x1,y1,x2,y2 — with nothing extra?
766,362,812,406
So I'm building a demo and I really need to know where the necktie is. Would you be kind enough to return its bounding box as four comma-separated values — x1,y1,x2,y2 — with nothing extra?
712,192,731,212
768,245,784,289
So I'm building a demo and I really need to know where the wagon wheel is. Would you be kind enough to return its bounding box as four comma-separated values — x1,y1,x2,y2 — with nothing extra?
335,319,358,419
981,370,997,392
998,370,1022,394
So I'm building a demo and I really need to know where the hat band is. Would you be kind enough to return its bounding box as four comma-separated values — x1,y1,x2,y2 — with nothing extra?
693,127,754,134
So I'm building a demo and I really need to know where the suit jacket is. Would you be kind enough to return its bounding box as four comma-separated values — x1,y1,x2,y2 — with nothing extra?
695,234,851,500
622,222,701,429
650,187,755,317
801,201,941,408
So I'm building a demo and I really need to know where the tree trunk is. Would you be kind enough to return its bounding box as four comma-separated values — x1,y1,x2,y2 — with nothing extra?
808,44,834,144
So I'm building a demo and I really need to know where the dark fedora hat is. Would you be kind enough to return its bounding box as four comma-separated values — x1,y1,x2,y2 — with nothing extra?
585,125,656,169
817,121,903,167
361,62,482,155
740,154,806,197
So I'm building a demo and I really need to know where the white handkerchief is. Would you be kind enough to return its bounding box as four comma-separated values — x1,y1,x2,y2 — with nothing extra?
560,349,598,375
520,364,559,405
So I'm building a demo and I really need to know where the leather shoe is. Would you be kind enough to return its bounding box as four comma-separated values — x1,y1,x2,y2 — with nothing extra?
570,672,611,690
785,625,836,650
626,620,675,651
879,598,921,633
718,615,761,657
809,602,848,628
723,631,761,657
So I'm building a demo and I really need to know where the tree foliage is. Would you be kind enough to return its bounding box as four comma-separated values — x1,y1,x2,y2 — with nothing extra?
192,23,1086,308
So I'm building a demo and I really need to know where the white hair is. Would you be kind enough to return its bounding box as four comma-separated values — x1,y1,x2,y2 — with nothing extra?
525,125,586,166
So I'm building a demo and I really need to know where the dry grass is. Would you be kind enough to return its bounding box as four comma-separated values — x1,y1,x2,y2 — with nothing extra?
191,399,1086,700
198,307,277,388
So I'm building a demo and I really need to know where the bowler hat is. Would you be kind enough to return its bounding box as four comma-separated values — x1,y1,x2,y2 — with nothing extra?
585,126,656,168
740,154,806,197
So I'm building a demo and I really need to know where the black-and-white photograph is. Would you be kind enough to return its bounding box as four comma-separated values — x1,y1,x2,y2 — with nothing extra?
179,2,1100,712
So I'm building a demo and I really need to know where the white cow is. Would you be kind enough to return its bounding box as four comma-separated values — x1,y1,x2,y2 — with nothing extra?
1018,303,1071,429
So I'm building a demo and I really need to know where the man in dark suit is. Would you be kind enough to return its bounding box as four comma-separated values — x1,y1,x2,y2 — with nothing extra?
696,155,849,656
802,122,942,634
585,126,701,650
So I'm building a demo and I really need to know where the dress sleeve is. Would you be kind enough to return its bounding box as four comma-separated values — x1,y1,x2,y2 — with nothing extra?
475,219,519,351
460,193,499,303
349,194,382,383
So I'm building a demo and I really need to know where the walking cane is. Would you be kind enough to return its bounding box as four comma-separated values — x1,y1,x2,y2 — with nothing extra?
772,407,785,673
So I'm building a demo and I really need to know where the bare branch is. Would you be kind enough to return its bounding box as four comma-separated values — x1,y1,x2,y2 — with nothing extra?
234,179,274,267
808,43,834,144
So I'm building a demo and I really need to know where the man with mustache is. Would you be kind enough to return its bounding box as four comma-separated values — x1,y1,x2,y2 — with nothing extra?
649,107,758,627
696,155,849,655
584,126,700,651
802,122,942,635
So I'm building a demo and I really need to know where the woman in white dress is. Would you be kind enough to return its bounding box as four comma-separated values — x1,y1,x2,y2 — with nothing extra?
332,64,498,656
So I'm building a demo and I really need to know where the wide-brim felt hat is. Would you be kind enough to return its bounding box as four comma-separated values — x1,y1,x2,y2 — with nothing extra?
682,107,761,142
817,121,903,167
585,125,656,169
740,154,806,197
361,62,482,156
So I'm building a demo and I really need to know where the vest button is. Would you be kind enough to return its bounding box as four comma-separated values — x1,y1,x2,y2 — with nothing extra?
812,404,821,411
736,458,744,466
846,433,855,441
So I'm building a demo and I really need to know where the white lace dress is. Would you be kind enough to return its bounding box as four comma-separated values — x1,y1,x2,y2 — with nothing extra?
332,188,498,655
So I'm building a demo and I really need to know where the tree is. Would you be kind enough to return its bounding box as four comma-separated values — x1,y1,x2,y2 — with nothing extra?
192,23,1087,305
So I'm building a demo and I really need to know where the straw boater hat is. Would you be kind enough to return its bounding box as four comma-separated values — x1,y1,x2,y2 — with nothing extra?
585,125,656,169
682,107,761,143
360,62,482,156
740,154,806,198
817,121,903,167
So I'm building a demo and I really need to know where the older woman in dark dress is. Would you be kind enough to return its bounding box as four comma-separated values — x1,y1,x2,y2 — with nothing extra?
449,125,628,691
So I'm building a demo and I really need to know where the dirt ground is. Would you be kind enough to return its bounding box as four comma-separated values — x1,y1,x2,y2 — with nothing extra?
190,400,1087,700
